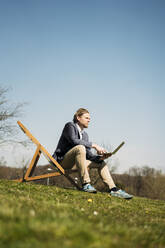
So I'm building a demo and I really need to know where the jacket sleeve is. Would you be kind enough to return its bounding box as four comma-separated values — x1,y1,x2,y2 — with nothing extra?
63,122,92,148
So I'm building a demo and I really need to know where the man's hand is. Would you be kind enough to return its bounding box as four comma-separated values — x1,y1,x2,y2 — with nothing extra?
92,144,107,155
92,143,113,161
99,152,112,160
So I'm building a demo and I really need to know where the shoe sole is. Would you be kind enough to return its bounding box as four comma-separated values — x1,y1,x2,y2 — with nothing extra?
110,194,133,199
82,189,97,193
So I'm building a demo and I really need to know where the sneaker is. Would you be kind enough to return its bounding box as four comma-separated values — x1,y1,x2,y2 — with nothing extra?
82,183,97,193
110,189,133,199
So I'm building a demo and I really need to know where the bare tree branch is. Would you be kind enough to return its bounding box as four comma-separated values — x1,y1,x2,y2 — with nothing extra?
0,85,27,143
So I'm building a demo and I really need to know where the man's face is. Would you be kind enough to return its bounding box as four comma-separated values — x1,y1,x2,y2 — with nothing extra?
77,113,90,129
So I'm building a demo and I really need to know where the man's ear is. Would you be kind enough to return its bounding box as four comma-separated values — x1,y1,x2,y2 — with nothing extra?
77,116,80,122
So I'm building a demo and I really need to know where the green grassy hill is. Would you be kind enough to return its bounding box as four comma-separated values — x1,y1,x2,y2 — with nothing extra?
0,179,165,248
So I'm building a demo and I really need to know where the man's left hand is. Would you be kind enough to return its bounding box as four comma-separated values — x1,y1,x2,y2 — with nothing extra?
99,152,112,160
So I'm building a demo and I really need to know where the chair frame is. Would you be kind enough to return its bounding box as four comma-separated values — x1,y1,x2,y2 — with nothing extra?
15,121,81,190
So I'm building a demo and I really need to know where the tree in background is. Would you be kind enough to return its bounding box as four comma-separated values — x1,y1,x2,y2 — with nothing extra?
0,86,29,168
0,86,26,144
0,156,7,166
125,165,165,200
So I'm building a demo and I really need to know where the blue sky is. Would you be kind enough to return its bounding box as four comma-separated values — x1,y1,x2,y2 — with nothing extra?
0,0,165,173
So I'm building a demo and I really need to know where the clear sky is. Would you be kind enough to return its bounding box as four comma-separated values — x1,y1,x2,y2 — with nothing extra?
0,0,165,173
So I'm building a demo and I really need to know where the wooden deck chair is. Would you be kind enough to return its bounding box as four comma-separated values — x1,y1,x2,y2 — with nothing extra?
15,121,81,190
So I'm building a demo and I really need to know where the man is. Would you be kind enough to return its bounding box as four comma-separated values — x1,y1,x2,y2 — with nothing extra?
53,108,133,199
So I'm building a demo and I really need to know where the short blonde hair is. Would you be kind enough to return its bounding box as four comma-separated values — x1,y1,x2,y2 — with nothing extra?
73,108,89,123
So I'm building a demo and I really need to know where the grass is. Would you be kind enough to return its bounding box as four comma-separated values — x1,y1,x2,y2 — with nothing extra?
0,179,165,248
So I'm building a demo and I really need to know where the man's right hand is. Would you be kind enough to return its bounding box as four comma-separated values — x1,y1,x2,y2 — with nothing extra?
92,143,107,155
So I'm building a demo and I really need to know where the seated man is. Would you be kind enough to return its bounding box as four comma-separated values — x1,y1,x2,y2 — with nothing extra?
53,108,133,199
